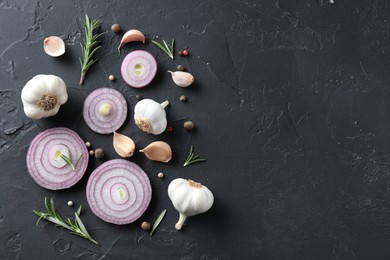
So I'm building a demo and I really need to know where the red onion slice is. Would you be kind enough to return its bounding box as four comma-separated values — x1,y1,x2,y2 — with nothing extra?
83,88,127,134
121,50,157,88
26,127,89,190
86,159,152,225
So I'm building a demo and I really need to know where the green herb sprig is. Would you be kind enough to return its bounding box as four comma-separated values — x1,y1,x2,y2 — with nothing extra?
60,153,83,171
183,145,206,167
151,39,174,59
33,197,98,244
150,209,167,236
79,14,105,85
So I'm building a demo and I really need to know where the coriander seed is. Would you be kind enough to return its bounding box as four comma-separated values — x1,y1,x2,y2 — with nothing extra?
177,64,185,71
179,95,187,102
184,120,195,130
141,221,151,231
95,148,104,159
111,23,121,33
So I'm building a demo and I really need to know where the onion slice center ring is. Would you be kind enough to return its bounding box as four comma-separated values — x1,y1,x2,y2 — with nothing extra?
86,159,152,225
26,127,89,190
121,50,157,88
83,88,128,134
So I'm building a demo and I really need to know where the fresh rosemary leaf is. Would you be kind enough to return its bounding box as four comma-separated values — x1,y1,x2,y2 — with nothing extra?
150,209,167,236
33,197,98,244
151,39,174,59
79,14,105,85
183,145,206,167
60,154,75,170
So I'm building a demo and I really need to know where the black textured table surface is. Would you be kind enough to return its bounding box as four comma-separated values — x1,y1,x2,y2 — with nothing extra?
1,0,390,259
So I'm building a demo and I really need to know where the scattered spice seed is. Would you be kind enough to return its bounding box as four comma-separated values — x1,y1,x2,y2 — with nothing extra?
141,221,151,231
111,23,121,33
184,120,195,130
67,201,74,207
167,126,173,132
135,94,143,101
86,142,91,148
178,50,183,56
94,148,104,159
179,95,187,102
109,75,115,81
177,64,185,71
89,150,94,156
158,172,164,178
182,49,189,56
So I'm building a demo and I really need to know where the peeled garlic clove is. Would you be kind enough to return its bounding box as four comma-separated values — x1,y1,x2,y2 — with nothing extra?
113,131,136,158
139,141,172,163
168,71,194,88
118,29,145,53
43,36,65,57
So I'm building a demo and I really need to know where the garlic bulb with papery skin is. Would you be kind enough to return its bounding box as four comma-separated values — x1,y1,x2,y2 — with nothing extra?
21,74,68,119
168,178,214,230
134,99,169,135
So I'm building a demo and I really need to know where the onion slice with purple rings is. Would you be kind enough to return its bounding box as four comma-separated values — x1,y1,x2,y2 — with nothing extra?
86,159,152,225
26,127,89,190
83,88,127,134
121,50,157,88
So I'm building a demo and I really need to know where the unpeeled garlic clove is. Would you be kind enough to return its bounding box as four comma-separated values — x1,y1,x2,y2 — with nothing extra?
139,141,172,163
43,36,65,57
168,71,194,87
118,29,145,53
113,131,136,158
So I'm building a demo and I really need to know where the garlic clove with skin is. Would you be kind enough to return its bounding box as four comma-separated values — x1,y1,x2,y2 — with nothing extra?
168,71,194,88
113,131,136,158
43,36,65,57
118,29,145,53
139,141,172,163
168,178,214,230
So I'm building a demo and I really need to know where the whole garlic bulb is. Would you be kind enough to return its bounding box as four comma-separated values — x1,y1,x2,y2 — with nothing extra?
134,99,169,135
168,178,214,230
21,74,68,119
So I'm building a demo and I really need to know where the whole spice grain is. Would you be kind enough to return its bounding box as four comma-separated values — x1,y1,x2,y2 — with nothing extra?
94,148,104,159
111,23,121,33
141,221,151,231
177,64,185,71
179,95,187,102
184,120,194,130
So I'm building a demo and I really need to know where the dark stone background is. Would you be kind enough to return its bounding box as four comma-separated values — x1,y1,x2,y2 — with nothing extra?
1,0,390,259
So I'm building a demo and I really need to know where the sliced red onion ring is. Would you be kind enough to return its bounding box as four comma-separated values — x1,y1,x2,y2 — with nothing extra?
83,88,127,134
121,50,157,88
26,127,89,190
86,159,152,225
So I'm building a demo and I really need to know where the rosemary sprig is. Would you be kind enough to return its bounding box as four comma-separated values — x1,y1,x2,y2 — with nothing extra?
60,153,84,171
151,39,174,59
33,197,98,245
150,209,167,236
183,145,206,167
79,14,105,85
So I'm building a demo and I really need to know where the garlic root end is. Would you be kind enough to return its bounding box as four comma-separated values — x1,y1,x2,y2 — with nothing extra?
175,213,187,230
